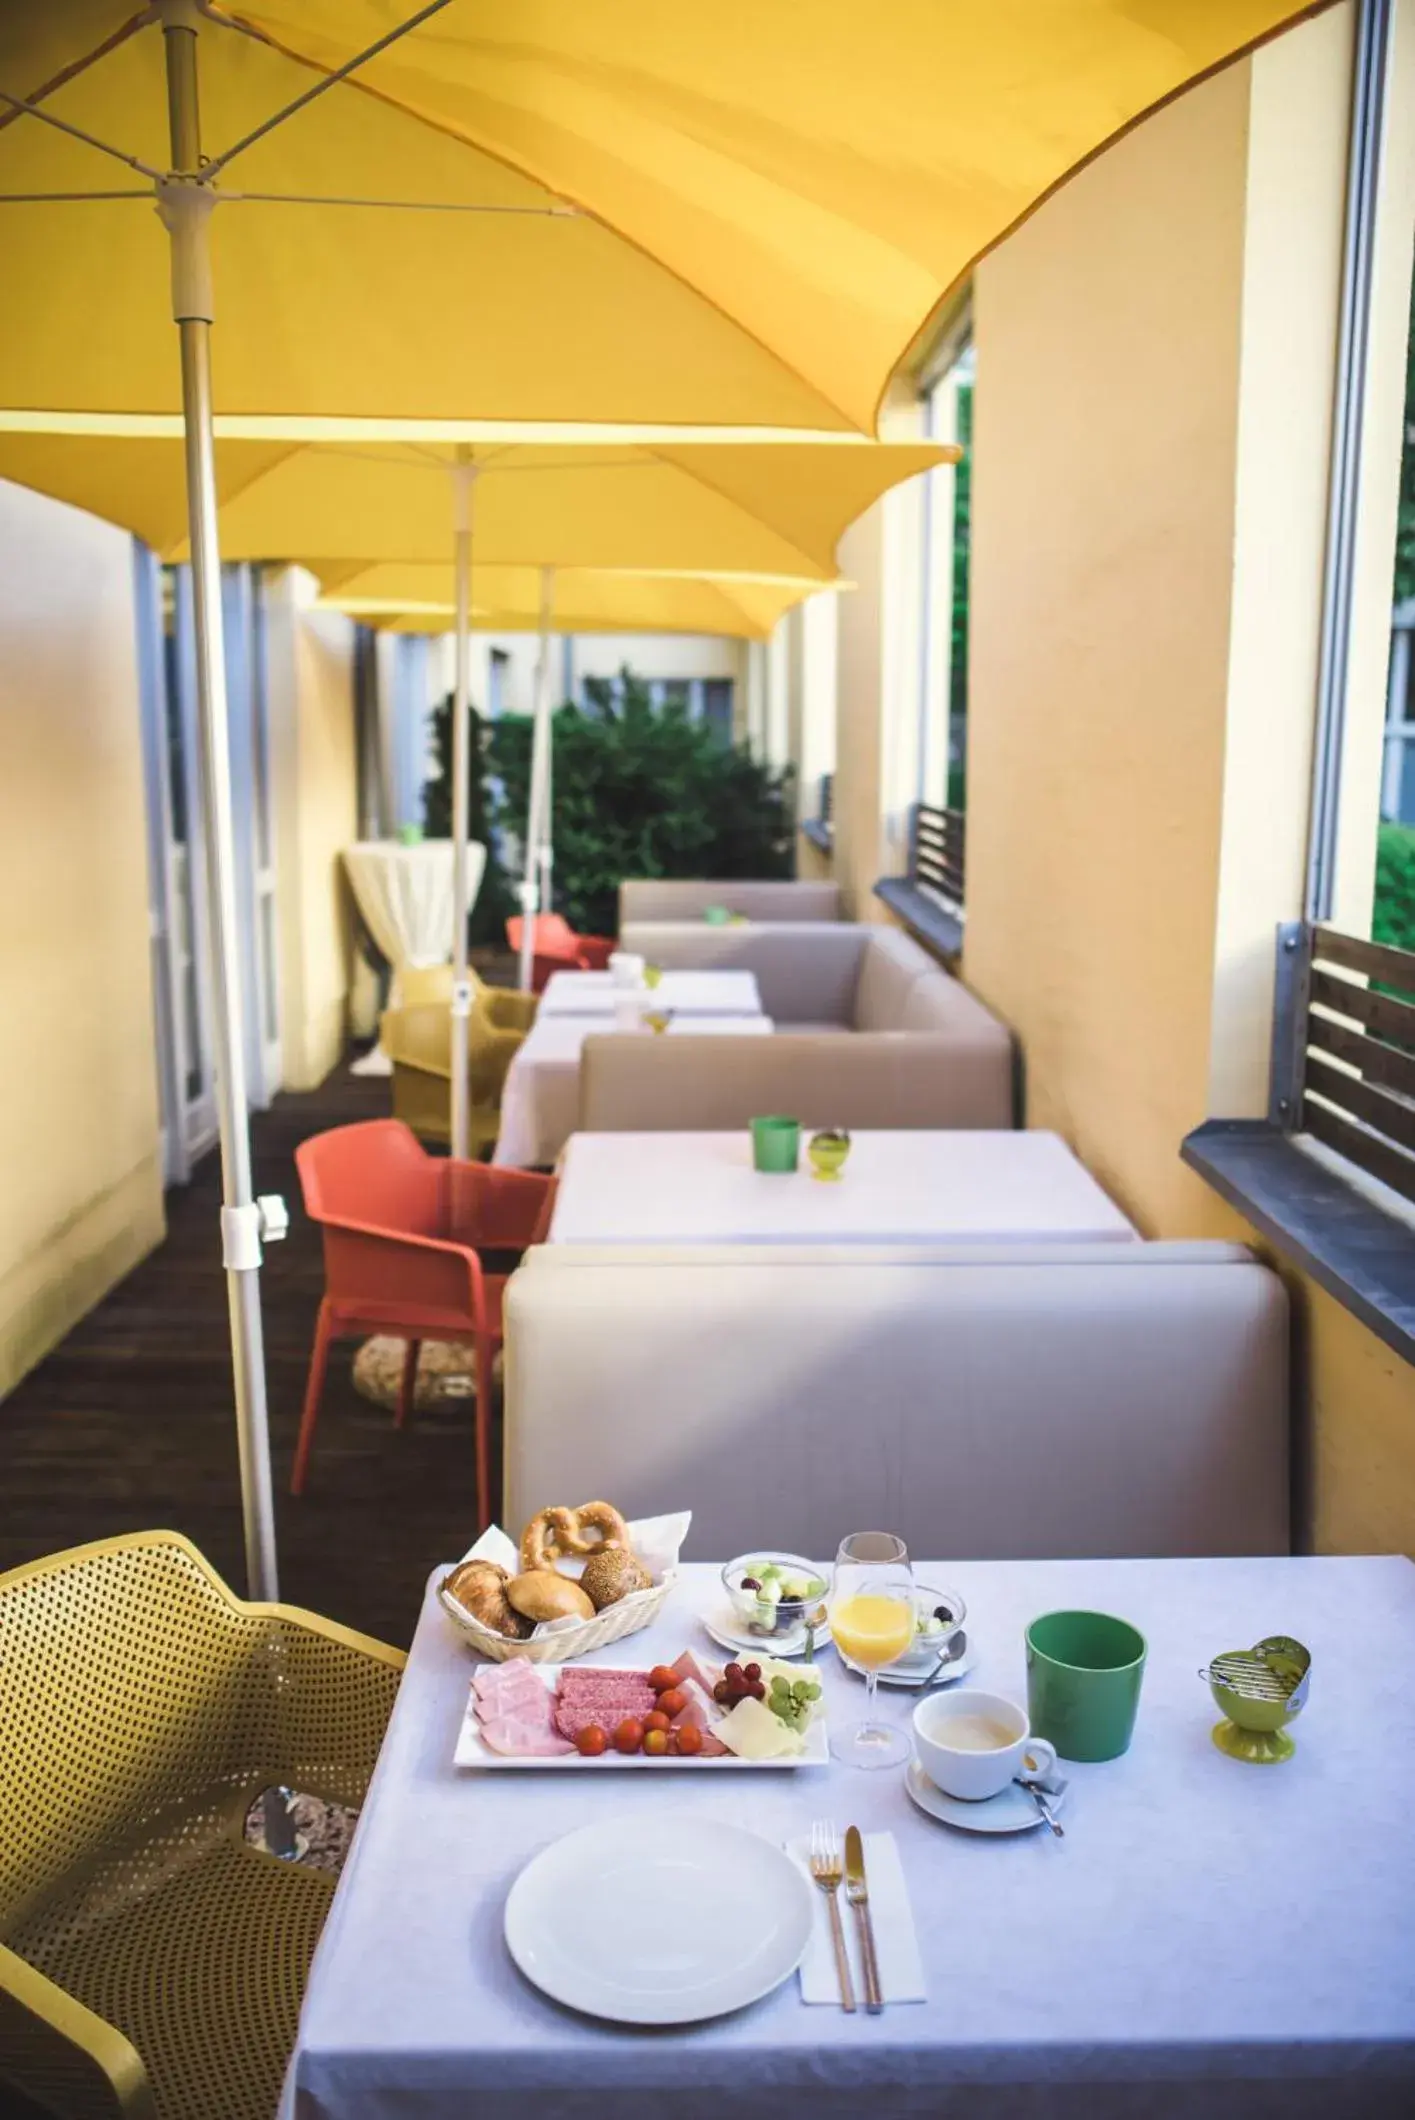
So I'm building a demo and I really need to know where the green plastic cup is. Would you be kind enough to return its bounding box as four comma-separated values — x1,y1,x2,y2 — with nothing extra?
750,1115,801,1174
1025,1610,1147,1762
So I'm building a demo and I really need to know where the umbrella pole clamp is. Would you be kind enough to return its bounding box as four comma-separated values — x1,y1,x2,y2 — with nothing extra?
220,1200,291,1273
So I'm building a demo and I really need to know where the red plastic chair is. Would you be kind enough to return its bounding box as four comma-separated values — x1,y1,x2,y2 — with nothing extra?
291,1119,556,1526
506,913,615,992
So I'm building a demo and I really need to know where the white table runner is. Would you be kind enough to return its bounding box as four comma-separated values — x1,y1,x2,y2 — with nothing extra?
548,1129,1139,1245
539,968,763,1018
494,1016,773,1168
285,1555,1415,2120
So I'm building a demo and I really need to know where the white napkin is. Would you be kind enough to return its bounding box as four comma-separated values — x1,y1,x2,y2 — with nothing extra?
786,1830,926,2005
443,1512,691,1639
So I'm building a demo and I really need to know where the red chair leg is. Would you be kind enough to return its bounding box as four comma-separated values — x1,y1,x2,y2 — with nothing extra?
291,1299,336,1497
474,1333,495,1534
396,1338,421,1430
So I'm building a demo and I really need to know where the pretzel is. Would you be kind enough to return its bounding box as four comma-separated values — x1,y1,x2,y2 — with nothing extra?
520,1501,631,1573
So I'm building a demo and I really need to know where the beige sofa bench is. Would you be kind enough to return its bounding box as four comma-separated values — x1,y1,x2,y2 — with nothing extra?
619,879,840,925
503,1242,1289,1561
580,923,1014,1129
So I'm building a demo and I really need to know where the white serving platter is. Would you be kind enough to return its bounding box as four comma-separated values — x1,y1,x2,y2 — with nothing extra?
454,1663,829,1769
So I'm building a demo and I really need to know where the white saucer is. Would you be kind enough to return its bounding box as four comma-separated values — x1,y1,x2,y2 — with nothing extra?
701,1605,832,1662
904,1759,1067,1834
840,1639,974,1689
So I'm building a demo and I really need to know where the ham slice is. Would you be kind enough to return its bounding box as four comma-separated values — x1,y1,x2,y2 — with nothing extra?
470,1661,574,1755
480,1712,574,1757
671,1649,721,1697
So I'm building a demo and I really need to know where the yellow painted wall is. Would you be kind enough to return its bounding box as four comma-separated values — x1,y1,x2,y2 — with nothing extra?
0,479,164,1395
266,568,359,1091
963,7,1415,1555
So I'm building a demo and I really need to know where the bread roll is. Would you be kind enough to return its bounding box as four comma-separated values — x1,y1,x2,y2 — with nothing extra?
579,1546,651,1611
444,1559,533,1639
507,1569,595,1624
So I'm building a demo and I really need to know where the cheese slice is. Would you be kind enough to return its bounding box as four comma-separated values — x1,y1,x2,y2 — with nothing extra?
716,1694,803,1760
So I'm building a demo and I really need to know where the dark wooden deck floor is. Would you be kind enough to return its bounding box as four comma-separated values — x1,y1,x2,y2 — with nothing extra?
0,1067,485,1649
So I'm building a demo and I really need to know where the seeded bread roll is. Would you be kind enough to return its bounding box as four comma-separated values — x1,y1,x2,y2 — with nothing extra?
579,1545,652,1611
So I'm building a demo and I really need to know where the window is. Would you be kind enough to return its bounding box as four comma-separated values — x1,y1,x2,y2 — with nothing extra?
701,678,734,743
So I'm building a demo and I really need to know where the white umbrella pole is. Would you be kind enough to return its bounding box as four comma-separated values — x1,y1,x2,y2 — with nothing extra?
449,451,475,1160
517,566,556,992
159,3,282,1602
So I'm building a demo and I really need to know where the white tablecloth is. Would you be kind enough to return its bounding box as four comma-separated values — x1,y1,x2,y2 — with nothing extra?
548,1129,1139,1246
342,840,482,970
539,969,763,1017
494,1016,773,1169
285,1556,1415,2120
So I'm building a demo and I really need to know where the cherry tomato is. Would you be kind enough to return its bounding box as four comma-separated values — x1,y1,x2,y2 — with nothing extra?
674,1723,704,1756
614,1718,644,1755
642,1727,670,1756
648,1666,679,1694
575,1725,608,1757
643,1710,671,1735
656,1688,687,1719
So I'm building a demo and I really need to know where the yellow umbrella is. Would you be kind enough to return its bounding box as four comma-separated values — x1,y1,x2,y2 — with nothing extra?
0,418,937,1072
323,565,829,638
4,2,1325,434
320,562,838,987
0,0,1318,1598
0,431,947,582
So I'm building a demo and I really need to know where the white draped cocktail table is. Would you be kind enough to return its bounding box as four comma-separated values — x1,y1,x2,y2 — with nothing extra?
548,1128,1138,1245
538,968,763,1017
494,1015,773,1168
284,1556,1415,2120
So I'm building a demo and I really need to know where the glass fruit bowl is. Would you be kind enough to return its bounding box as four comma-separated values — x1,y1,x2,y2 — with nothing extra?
722,1552,830,1638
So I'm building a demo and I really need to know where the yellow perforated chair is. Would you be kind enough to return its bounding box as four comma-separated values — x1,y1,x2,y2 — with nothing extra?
381,985,537,1153
0,1532,405,2120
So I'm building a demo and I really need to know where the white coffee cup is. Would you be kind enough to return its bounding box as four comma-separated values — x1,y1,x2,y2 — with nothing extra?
608,951,645,988
912,1689,1057,1802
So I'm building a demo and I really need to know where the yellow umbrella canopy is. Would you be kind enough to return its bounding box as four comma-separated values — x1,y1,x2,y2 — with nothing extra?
0,432,950,581
323,564,829,639
3,0,1325,433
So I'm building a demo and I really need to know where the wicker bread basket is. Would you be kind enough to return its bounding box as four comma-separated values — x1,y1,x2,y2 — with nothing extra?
437,1509,689,1665
438,1568,676,1664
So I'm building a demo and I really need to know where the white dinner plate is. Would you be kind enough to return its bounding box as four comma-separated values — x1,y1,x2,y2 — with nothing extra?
505,1816,814,2023
454,1664,829,1769
904,1758,1068,1834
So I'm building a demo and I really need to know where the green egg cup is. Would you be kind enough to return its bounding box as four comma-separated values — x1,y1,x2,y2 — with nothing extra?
807,1133,850,1181
1211,1716,1296,1765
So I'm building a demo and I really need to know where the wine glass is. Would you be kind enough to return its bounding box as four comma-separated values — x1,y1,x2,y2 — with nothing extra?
828,1532,914,1767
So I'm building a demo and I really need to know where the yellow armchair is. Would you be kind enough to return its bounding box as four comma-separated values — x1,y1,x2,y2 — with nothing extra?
381,984,537,1154
0,1532,404,2120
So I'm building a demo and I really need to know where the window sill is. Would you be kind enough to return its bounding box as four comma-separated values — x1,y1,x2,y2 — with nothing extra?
874,876,964,962
799,819,832,855
1181,1118,1415,1365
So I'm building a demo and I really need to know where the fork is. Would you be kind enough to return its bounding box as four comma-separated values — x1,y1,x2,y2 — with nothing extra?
809,1820,856,2012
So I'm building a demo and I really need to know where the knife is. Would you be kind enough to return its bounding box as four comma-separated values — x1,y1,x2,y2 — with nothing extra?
843,1826,884,2013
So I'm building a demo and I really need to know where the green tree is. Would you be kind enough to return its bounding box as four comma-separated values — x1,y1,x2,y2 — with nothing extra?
1395,262,1415,604
425,668,794,940
423,697,518,944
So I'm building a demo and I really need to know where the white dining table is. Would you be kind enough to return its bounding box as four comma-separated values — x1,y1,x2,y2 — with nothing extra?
538,968,763,1017
283,1555,1415,2120
548,1129,1139,1245
493,1015,774,1168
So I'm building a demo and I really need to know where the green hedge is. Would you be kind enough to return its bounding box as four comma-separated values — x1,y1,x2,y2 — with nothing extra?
1374,821,1415,956
425,667,795,941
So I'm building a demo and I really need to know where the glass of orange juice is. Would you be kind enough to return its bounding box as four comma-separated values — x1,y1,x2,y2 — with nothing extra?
828,1532,914,1767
